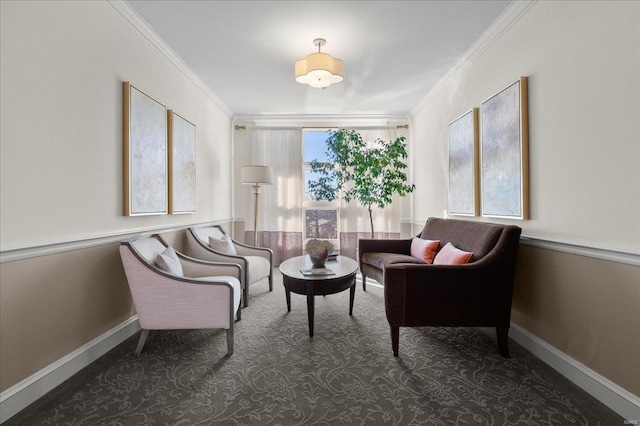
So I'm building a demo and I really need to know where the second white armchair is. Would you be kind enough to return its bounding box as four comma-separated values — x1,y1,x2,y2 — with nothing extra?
187,225,273,307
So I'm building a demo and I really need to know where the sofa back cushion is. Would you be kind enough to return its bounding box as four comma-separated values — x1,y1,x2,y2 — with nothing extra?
420,217,503,262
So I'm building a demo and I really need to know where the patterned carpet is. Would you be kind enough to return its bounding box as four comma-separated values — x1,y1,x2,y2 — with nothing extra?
7,270,622,425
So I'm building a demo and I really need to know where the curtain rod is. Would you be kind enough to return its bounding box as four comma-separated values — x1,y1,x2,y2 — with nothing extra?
234,124,409,131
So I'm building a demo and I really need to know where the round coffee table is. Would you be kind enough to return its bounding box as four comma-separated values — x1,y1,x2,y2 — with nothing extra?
279,255,358,337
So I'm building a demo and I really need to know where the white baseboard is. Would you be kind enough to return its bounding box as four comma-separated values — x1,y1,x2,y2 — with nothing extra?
508,322,640,421
0,316,140,424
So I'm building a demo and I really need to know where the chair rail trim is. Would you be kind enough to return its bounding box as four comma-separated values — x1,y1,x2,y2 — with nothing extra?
0,220,231,263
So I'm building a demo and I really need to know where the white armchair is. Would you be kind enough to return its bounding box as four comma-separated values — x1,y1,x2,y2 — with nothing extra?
187,225,273,307
119,235,242,356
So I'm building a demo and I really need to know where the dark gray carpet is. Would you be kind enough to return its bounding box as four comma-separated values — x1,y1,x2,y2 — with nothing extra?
7,270,622,425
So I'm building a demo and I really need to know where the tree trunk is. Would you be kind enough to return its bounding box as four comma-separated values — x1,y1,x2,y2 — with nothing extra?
367,205,374,238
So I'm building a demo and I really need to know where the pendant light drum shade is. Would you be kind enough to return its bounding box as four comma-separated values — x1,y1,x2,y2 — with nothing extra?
295,39,344,88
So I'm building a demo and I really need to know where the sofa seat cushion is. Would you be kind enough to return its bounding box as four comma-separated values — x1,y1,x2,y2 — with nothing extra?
362,252,425,270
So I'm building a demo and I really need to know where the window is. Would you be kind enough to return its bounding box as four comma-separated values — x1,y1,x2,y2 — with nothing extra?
303,129,339,247
305,208,338,239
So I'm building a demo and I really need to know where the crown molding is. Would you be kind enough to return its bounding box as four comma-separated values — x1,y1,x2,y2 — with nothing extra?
106,0,234,117
233,114,410,128
410,0,538,116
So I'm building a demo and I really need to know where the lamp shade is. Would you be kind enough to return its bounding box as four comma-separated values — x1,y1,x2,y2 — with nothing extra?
241,165,273,185
295,54,344,88
295,38,344,88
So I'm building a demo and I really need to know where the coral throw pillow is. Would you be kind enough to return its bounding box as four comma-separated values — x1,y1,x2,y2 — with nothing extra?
433,242,473,265
410,237,440,264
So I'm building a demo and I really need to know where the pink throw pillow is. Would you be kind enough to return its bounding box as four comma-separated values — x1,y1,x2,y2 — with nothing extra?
410,237,440,264
433,242,473,265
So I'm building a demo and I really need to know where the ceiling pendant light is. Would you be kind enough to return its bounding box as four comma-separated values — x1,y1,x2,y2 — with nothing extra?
295,38,344,88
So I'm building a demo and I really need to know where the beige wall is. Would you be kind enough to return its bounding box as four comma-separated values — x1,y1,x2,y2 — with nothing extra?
410,0,640,398
0,1,233,247
0,244,133,390
513,245,639,396
0,1,232,391
411,0,639,247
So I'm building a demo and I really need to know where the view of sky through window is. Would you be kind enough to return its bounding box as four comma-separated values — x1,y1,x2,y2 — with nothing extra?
303,130,332,163
304,129,338,199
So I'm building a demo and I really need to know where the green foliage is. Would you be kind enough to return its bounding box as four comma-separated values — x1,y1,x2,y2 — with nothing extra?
307,129,415,236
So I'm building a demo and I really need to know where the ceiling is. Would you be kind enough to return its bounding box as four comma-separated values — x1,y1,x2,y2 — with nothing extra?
125,1,520,118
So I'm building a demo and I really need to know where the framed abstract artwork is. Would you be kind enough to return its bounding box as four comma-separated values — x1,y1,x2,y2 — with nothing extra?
480,76,530,219
448,108,479,216
123,82,168,216
168,110,196,214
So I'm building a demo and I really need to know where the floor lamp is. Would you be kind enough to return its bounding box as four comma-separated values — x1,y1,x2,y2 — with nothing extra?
241,165,274,246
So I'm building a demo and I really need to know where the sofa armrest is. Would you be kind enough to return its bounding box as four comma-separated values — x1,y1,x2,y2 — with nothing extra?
383,262,513,327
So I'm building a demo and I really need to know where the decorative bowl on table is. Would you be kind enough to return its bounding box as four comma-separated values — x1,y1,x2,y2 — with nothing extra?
306,239,334,268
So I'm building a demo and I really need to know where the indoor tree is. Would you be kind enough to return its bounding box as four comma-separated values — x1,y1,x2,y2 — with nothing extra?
307,129,415,237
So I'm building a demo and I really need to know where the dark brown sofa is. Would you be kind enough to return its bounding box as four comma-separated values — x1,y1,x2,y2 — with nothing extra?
358,217,522,358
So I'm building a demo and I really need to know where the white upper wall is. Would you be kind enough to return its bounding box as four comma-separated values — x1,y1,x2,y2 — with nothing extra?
410,0,640,251
0,1,232,247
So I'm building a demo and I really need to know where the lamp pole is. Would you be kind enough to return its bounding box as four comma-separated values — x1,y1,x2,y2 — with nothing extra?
241,165,273,247
252,184,261,246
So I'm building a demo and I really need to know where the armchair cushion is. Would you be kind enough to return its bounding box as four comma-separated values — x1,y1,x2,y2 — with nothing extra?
433,242,473,265
193,275,242,316
155,246,184,276
209,234,237,255
410,237,440,263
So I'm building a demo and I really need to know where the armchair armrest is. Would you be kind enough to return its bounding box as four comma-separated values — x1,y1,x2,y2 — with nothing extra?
232,240,273,263
176,252,243,280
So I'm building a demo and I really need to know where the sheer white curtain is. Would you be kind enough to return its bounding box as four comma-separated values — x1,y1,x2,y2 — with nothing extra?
244,128,303,264
242,126,408,262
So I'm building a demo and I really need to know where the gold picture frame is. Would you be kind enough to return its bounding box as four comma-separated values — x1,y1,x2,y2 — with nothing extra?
480,76,530,220
448,108,480,216
123,82,168,216
168,110,196,214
